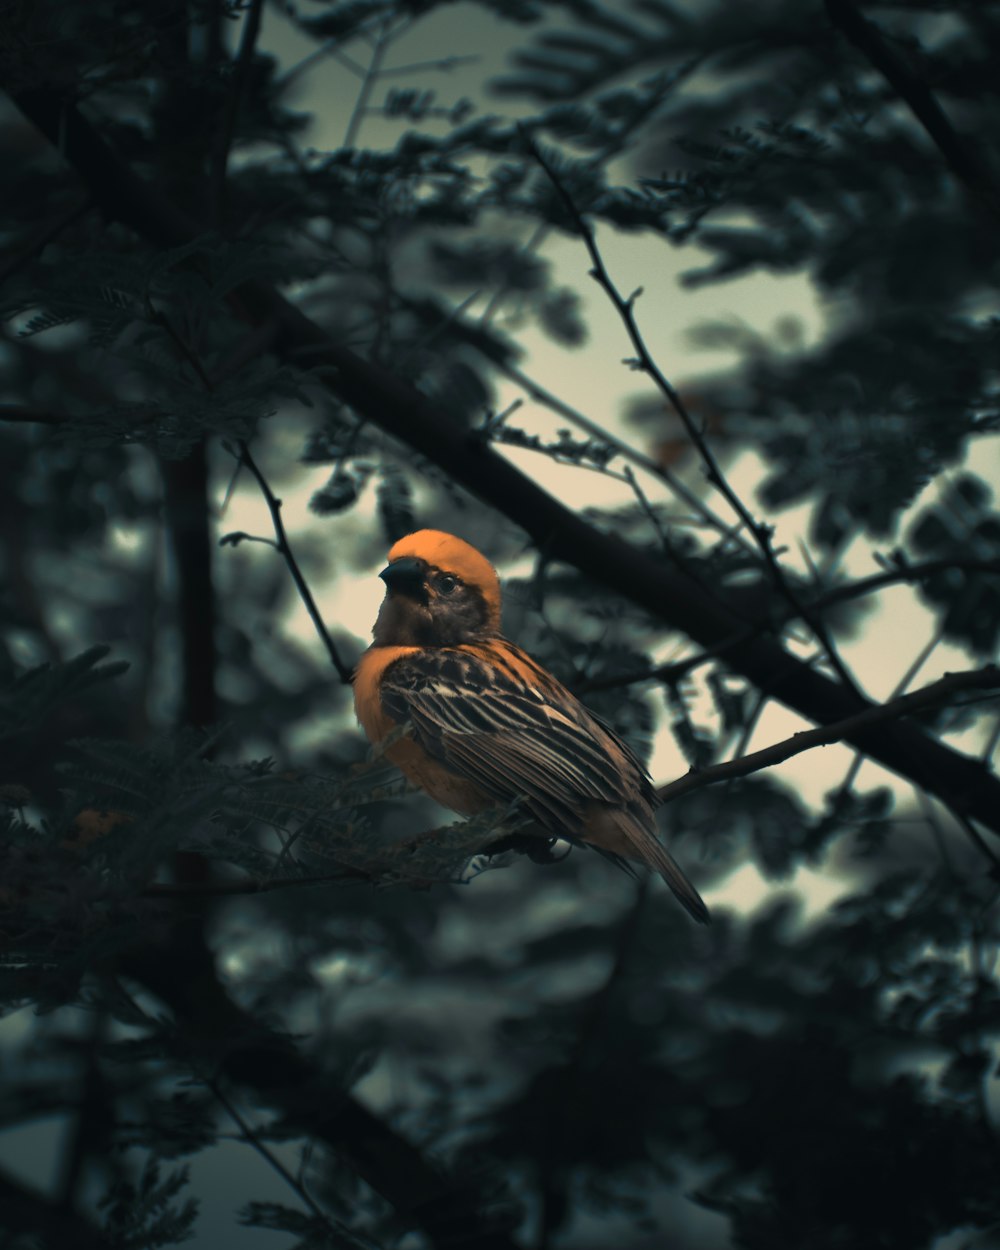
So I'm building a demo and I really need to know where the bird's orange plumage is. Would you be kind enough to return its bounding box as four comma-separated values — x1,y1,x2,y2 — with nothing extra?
353,529,708,922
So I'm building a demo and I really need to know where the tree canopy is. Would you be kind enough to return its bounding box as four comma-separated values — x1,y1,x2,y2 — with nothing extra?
1,1,999,1247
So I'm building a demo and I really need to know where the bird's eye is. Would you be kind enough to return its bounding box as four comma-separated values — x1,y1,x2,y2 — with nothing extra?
437,574,459,595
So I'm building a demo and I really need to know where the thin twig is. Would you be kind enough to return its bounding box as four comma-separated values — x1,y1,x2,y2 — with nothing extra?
209,1080,369,1250
657,665,1000,808
479,220,550,328
276,41,368,91
816,556,1000,612
982,712,1000,765
236,441,354,684
218,455,246,518
829,621,947,816
622,463,673,556
378,54,480,78
953,811,1000,874
525,131,865,698
727,686,769,770
620,463,734,604
918,790,959,882
343,20,393,149
579,627,763,694
498,359,748,553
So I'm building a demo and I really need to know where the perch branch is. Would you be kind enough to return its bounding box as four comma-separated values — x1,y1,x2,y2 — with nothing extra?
658,665,1000,854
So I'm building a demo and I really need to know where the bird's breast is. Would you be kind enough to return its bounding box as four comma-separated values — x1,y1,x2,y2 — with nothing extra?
353,644,419,743
353,644,490,815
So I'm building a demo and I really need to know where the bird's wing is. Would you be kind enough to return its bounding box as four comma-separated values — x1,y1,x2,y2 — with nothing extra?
381,640,710,924
379,641,642,832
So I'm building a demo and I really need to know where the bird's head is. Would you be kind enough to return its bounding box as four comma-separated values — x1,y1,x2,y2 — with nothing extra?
372,530,502,646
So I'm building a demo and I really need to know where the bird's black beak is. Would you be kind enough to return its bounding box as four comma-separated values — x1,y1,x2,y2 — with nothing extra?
379,557,428,603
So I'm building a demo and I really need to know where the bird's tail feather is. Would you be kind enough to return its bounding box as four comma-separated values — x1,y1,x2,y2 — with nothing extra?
609,810,710,924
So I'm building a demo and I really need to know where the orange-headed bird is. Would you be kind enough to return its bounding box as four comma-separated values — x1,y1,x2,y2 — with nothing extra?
354,530,708,922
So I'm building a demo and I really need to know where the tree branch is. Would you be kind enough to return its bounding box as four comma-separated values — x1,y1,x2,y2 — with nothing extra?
122,933,521,1250
208,1079,365,1249
497,357,747,551
658,665,1000,825
162,444,218,727
579,557,1000,693
825,0,1000,215
235,441,354,685
210,0,265,226
524,130,863,698
343,18,393,149
813,556,1000,611
9,86,1000,838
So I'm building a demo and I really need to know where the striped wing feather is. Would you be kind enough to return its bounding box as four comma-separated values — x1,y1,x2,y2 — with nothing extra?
379,642,708,923
380,644,642,814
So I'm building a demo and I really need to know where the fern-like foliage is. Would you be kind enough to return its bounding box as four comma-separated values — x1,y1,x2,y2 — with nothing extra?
0,647,129,741
99,1158,198,1250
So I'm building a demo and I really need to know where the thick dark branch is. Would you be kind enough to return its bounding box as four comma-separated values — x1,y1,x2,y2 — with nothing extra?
580,558,1000,693
236,441,354,684
210,0,265,225
826,0,1000,214
162,444,218,727
123,934,521,1250
8,87,1000,837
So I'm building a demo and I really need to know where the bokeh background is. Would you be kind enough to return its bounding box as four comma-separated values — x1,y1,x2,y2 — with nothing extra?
1,1,999,1246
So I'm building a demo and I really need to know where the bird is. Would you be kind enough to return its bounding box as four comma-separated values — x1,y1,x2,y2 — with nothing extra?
353,529,709,923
